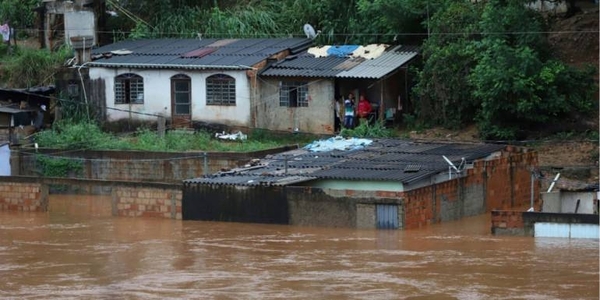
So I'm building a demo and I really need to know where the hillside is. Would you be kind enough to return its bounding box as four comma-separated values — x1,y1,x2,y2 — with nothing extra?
401,5,599,184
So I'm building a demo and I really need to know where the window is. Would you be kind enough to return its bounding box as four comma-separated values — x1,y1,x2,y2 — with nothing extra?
279,81,308,107
115,73,144,104
171,74,191,115
206,74,236,106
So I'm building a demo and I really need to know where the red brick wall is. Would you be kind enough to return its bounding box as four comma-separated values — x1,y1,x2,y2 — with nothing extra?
483,151,538,210
114,187,182,219
0,182,47,212
491,210,524,230
402,150,539,229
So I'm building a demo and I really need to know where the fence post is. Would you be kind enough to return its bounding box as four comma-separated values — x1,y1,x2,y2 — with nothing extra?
203,152,208,175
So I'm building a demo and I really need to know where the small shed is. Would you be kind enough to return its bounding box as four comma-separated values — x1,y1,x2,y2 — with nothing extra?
0,106,37,145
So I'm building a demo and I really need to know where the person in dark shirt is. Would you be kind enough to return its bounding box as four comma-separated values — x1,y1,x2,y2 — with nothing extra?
33,105,46,131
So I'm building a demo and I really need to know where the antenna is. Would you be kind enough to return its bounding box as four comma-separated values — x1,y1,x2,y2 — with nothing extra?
442,155,465,180
303,24,318,39
442,155,459,172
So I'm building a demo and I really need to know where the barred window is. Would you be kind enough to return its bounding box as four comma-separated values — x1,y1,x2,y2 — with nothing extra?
206,74,236,106
279,81,308,107
115,73,144,104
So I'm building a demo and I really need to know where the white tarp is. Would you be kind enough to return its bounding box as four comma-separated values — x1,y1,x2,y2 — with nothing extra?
0,143,10,176
304,136,372,152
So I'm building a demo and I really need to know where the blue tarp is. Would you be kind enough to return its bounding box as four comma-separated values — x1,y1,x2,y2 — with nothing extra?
327,45,359,58
304,136,372,152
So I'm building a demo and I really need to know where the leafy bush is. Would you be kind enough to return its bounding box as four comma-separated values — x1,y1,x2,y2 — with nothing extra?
0,46,72,87
340,121,395,138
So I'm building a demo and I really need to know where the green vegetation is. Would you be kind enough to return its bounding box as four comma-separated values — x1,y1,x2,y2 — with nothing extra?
34,121,317,152
0,46,73,87
0,0,595,144
340,121,396,138
36,155,83,177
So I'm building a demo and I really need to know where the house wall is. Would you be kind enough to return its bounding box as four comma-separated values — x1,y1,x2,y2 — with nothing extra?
286,187,403,229
89,68,251,127
257,78,335,134
180,148,538,230
402,150,539,229
64,11,96,46
542,191,596,214
182,184,288,224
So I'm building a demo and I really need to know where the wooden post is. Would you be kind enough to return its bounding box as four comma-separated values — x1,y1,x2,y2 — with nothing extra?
157,115,166,138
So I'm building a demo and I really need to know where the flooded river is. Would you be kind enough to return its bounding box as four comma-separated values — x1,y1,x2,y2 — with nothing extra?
0,196,598,299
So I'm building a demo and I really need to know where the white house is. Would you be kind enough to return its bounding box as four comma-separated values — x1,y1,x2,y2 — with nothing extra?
87,38,312,128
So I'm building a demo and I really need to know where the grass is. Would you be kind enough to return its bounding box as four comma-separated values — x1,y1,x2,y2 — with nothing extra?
34,121,319,152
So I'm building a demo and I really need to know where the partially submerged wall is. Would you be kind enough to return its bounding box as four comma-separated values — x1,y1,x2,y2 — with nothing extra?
13,146,296,182
402,150,539,229
491,210,600,237
0,176,182,219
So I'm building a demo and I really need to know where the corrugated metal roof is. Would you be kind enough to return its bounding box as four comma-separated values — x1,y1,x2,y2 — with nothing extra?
89,38,313,70
184,139,506,186
335,45,418,79
260,45,418,79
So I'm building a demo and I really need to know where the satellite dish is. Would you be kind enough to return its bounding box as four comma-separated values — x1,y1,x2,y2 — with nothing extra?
303,24,317,39
442,155,465,179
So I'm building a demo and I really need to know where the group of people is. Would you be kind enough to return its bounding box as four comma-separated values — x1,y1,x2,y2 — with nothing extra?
334,92,373,132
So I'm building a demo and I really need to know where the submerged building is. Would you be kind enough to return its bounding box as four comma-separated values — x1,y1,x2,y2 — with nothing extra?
182,138,539,229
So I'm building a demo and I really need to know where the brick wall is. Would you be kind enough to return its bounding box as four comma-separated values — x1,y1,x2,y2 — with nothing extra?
491,210,525,235
0,181,47,211
1,176,182,220
114,186,182,219
402,150,539,229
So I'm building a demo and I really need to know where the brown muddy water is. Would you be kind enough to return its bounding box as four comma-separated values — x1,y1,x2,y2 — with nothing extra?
0,195,598,300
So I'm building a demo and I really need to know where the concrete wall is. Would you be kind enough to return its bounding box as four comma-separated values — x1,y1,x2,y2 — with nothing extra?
257,78,335,134
64,11,96,46
0,177,182,219
14,147,296,182
89,68,252,127
491,210,600,237
286,187,403,229
560,191,596,214
542,191,597,214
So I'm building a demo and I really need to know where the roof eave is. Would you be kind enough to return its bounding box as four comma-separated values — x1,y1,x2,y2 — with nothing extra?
88,62,253,70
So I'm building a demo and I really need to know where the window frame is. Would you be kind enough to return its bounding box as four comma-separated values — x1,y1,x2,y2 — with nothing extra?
114,73,144,105
279,81,309,107
206,74,236,106
171,74,192,116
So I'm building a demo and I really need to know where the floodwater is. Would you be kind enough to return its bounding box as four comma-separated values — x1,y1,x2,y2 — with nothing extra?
0,196,598,300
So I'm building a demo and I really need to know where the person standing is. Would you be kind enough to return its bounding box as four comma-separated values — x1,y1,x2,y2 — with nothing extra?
33,105,46,132
343,96,355,129
357,94,372,123
334,96,342,133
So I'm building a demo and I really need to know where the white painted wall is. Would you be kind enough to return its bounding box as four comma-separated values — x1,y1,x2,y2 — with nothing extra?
64,11,96,45
560,191,596,214
308,180,403,192
89,68,252,126
0,143,10,176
